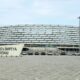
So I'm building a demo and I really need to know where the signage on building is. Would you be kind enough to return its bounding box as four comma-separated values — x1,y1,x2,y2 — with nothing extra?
0,44,24,56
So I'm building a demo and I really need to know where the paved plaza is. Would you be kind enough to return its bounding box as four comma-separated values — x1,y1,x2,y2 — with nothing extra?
0,56,80,80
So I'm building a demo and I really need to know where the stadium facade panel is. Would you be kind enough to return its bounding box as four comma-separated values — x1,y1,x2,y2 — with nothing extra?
0,24,79,48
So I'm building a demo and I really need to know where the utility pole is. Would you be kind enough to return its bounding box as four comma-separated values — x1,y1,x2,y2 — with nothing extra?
78,16,80,53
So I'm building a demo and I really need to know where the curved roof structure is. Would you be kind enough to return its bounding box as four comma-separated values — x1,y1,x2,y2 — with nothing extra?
0,24,79,45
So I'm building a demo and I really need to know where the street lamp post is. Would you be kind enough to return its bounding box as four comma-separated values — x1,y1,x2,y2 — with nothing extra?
78,16,80,53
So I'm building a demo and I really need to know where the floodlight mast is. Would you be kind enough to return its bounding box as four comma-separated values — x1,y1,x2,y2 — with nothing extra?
78,16,80,53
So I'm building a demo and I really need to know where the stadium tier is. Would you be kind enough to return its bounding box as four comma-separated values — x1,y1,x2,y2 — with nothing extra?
0,24,79,48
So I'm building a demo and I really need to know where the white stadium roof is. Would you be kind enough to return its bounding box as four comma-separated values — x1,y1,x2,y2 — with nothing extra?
0,24,79,45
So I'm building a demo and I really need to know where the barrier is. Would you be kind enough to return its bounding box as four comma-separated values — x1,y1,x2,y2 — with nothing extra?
0,44,24,57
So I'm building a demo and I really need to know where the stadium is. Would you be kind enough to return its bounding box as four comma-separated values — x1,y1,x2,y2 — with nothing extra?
0,24,79,55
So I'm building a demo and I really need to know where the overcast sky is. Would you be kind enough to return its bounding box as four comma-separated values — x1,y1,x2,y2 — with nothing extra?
0,0,80,26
